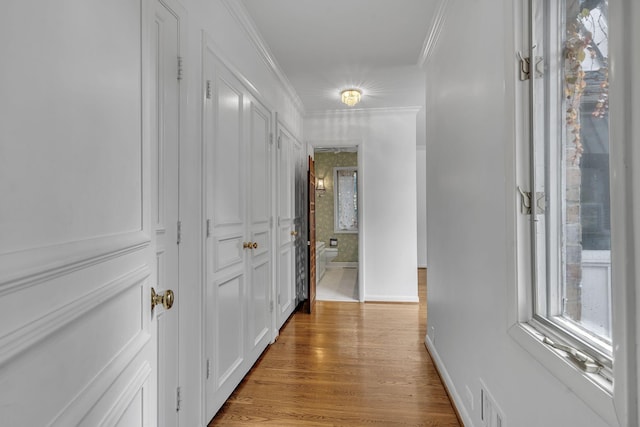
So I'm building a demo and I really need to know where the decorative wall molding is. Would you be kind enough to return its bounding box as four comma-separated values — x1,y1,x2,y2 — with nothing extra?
0,265,150,365
0,231,150,297
306,106,423,118
417,0,450,68
220,0,305,114
97,362,151,427
50,340,150,427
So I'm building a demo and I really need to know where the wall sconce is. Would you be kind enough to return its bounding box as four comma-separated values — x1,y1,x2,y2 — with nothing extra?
340,89,362,107
316,178,326,196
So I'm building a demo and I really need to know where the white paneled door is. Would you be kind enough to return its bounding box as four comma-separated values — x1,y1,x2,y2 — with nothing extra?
203,38,273,419
276,123,298,328
151,0,182,426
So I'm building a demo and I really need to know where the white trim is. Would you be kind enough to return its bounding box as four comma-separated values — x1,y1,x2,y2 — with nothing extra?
305,106,422,118
0,266,150,365
424,335,473,427
365,295,419,303
0,231,149,296
508,324,616,425
417,0,450,68
326,262,357,269
98,362,151,427
220,0,305,114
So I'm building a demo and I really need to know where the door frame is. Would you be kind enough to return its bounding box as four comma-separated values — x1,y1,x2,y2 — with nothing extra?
148,0,188,425
309,140,364,302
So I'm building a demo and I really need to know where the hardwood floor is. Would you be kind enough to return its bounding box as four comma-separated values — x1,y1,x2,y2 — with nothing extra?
209,269,461,426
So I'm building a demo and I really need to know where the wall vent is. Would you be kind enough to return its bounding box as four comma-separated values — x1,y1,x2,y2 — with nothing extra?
480,380,505,427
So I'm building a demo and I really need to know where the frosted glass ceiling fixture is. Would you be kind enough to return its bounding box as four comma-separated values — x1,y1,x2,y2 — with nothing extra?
340,89,362,107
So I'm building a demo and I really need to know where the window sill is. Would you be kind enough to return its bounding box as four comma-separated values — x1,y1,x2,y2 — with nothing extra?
333,230,358,234
508,322,617,425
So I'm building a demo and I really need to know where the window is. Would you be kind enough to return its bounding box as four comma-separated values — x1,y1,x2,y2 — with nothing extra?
333,167,358,233
527,0,612,372
511,0,631,422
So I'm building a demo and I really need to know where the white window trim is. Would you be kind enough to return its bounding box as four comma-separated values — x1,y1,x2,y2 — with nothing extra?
333,166,358,234
506,1,637,426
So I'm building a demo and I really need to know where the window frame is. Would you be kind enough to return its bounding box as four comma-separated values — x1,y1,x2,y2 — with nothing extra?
508,0,636,425
333,166,358,234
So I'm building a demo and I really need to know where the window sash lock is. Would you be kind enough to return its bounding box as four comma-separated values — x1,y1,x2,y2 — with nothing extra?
542,337,602,374
518,187,545,215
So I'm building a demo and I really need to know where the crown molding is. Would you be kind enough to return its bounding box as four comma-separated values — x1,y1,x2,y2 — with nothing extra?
305,106,423,118
221,0,305,114
417,0,450,68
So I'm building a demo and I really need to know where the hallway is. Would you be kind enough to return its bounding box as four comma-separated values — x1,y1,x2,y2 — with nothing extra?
209,270,460,426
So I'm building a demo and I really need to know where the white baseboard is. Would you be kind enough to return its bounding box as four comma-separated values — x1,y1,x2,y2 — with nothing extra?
365,295,419,303
424,335,474,427
326,262,358,268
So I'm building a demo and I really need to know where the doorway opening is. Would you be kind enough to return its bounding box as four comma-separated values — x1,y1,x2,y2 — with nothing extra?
313,146,359,302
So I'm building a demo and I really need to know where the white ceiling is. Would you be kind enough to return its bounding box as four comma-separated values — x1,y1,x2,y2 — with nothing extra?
240,0,436,113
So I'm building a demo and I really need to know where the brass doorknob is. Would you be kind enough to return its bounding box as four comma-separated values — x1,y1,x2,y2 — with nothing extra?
290,231,298,236
151,287,175,310
251,242,258,249
243,242,251,249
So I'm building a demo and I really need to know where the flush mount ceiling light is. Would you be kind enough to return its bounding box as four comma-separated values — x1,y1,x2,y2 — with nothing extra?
340,89,362,107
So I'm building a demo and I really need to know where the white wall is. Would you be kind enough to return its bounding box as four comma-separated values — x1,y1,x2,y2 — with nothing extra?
306,109,419,302
416,146,427,267
424,0,614,426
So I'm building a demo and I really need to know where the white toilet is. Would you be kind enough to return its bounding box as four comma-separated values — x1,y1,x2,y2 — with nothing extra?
324,247,338,265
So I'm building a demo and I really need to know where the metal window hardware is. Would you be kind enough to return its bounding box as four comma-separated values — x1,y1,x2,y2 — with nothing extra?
518,52,543,81
542,337,602,374
518,187,545,214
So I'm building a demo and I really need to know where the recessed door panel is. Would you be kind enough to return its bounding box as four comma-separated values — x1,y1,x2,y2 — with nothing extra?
215,80,244,225
216,275,244,385
249,259,270,347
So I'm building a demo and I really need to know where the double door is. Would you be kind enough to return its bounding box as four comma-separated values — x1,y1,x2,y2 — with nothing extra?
203,42,273,418
276,123,302,329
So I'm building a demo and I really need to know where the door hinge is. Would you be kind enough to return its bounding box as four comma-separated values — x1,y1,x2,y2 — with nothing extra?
206,79,212,99
177,56,183,81
176,386,182,412
177,221,182,244
277,135,282,149
518,187,545,215
270,301,274,312
270,133,274,145
518,52,543,81
206,359,211,379
206,219,211,238
277,294,281,305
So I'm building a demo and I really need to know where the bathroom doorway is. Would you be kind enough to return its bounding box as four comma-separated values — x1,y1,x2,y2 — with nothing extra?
313,146,359,302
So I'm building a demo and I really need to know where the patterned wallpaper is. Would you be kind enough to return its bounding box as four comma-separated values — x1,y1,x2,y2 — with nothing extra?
314,151,358,262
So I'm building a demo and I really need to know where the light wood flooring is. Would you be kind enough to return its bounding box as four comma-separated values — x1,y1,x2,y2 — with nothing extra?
209,269,461,426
